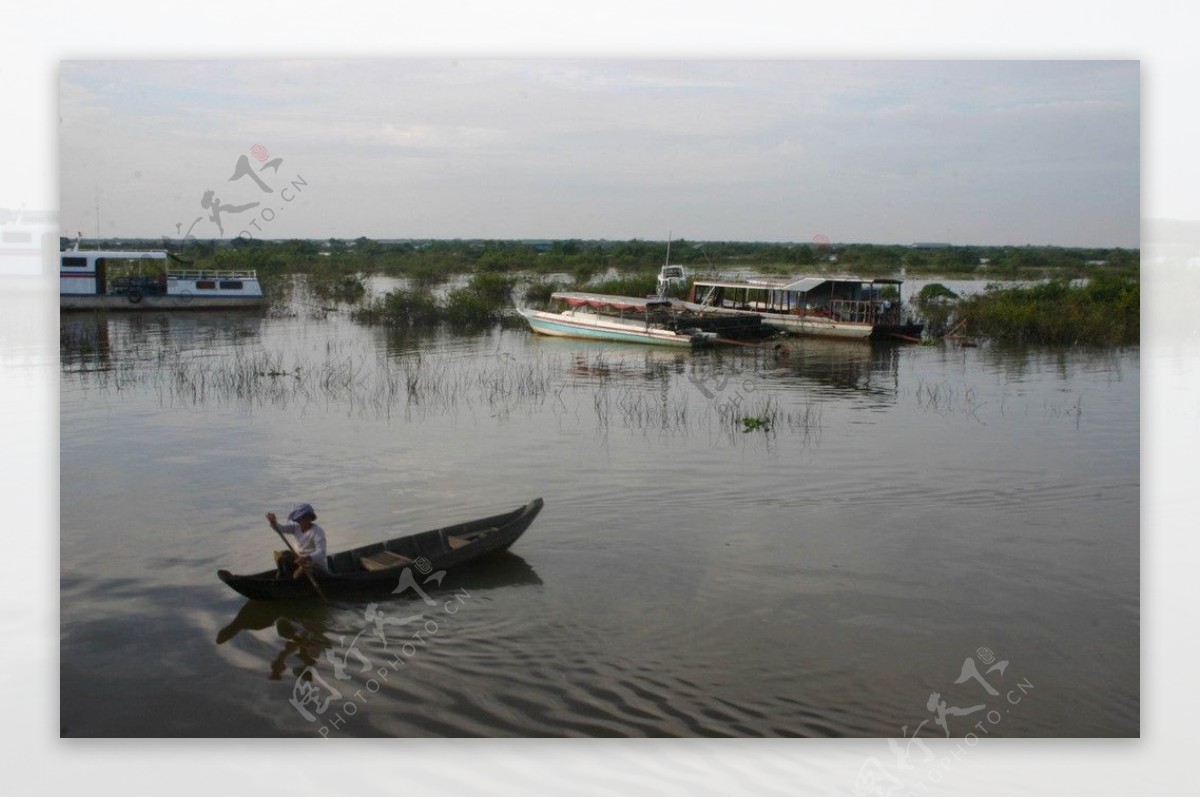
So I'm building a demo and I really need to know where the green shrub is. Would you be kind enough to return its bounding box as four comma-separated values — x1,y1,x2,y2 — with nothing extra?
580,273,659,298
351,288,440,326
958,278,1138,345
522,280,561,308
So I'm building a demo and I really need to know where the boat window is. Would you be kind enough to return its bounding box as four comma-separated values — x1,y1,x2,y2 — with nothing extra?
103,257,156,282
196,280,216,289
62,256,88,268
219,280,244,290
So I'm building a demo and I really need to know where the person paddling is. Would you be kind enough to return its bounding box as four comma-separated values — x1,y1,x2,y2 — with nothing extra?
266,503,329,577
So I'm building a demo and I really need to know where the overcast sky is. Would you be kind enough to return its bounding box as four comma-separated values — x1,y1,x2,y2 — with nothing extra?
59,59,1139,247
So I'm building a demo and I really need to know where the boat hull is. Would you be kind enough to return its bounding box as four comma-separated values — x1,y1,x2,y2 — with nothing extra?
217,498,544,601
763,314,874,339
699,305,873,339
870,322,926,342
61,294,266,312
518,308,711,348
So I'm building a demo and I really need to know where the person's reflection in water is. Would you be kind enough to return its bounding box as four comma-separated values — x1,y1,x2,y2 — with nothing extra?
269,617,333,682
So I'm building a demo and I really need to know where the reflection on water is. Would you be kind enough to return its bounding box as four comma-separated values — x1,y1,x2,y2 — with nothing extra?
61,317,902,444
61,308,1139,737
216,553,544,683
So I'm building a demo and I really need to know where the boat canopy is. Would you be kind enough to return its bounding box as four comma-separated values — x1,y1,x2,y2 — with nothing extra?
693,275,905,293
61,250,169,262
779,277,828,293
552,291,672,312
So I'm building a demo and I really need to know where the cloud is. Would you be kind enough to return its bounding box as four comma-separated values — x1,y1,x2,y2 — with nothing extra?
58,59,1139,245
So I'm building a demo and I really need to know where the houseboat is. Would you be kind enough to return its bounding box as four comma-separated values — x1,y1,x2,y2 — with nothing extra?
687,275,923,341
60,249,266,311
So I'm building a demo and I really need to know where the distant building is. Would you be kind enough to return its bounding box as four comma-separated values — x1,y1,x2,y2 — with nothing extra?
912,242,952,250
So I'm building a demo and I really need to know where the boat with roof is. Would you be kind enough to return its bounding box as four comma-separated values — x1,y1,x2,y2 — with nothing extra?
60,248,266,311
687,275,923,341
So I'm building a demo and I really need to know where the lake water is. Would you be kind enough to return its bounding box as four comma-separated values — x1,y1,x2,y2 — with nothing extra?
59,295,1138,737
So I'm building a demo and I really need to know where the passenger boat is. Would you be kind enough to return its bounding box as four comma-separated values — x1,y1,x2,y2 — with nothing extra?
687,275,924,341
61,249,266,311
217,498,544,601
518,292,722,348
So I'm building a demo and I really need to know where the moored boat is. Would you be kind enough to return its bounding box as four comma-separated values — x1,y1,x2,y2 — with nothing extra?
61,249,266,311
688,275,923,341
518,292,721,348
217,498,544,601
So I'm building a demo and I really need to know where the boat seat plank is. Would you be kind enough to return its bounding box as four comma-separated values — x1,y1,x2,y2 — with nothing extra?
359,550,414,572
447,528,497,550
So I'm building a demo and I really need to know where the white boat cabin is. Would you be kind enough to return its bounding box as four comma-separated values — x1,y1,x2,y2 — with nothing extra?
60,249,264,309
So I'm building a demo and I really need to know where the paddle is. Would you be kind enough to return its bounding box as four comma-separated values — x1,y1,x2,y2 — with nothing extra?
268,515,329,604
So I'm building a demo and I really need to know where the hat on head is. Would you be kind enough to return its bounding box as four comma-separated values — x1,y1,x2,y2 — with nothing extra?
288,503,316,522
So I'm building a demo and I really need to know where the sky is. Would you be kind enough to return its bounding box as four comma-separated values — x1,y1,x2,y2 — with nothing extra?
58,59,1140,248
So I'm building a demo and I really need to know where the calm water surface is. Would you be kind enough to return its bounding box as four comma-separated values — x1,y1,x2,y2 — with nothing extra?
60,300,1138,737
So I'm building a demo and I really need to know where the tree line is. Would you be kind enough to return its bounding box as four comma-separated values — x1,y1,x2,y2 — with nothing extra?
65,236,1139,282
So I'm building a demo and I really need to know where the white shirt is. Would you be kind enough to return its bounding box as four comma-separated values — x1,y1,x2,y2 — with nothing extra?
278,521,329,572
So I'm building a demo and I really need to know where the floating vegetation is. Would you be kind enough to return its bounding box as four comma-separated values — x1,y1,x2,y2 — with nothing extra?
710,393,823,444
740,415,772,433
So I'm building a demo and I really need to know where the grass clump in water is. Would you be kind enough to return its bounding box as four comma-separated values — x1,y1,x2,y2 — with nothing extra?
351,288,440,326
958,275,1138,346
445,273,516,326
353,272,516,327
307,272,367,304
579,273,660,298
740,415,772,433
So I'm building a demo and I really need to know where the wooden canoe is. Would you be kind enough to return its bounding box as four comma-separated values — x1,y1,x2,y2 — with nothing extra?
217,498,544,601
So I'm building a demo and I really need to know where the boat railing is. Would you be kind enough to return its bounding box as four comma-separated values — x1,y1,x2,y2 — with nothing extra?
875,302,905,326
167,268,259,281
829,299,877,325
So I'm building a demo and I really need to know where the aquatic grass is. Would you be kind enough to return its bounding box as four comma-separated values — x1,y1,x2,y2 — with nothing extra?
717,394,778,433
306,271,367,304
912,379,986,423
352,272,516,327
576,273,660,298
521,279,564,308
956,276,1139,346
740,415,772,433
914,283,960,337
63,335,826,444
351,288,441,326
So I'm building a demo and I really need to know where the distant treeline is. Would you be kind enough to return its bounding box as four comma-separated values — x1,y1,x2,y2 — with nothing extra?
66,236,1139,345
67,236,1140,283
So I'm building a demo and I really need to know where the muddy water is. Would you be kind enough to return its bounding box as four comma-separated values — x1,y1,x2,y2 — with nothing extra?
59,308,1138,737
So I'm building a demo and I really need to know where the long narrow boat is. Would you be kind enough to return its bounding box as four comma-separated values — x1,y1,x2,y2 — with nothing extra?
518,292,720,348
217,498,543,601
